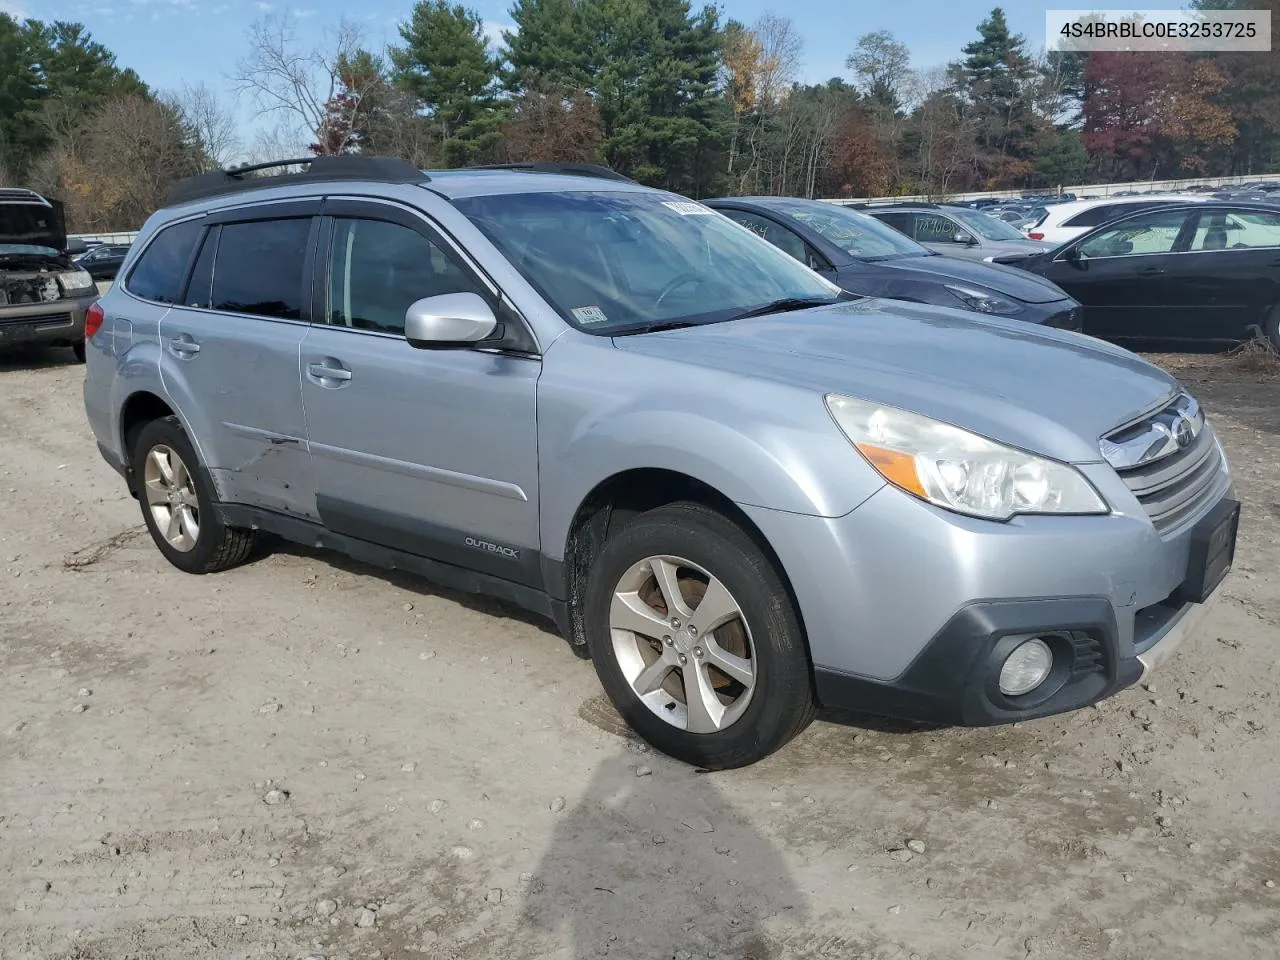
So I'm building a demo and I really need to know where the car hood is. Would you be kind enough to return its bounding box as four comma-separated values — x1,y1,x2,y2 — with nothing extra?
613,299,1180,465
985,238,1056,258
880,253,1067,303
0,199,67,252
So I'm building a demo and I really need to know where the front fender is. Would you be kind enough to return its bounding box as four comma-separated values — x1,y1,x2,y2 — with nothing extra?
537,337,885,562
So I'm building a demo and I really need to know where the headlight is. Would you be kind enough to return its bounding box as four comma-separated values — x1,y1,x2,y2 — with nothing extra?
57,269,95,293
945,284,1022,315
825,394,1109,521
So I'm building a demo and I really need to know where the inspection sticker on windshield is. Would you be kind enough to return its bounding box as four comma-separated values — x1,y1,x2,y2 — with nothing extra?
572,305,609,325
662,200,713,216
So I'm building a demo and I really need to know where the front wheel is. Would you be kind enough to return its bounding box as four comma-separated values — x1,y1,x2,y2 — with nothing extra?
584,502,816,769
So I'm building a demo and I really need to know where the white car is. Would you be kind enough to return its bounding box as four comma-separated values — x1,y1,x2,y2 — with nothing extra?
1025,194,1211,245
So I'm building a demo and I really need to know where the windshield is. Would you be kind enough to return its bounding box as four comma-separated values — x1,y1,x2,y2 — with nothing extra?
948,208,1027,241
780,203,928,261
453,191,842,334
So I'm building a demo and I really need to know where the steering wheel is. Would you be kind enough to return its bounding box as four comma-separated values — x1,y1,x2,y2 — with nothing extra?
654,273,700,308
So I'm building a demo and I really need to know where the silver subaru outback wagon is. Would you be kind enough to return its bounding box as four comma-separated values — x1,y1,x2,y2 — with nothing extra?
82,157,1239,769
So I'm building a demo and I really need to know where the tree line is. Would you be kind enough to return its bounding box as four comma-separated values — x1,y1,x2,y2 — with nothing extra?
2,0,1278,232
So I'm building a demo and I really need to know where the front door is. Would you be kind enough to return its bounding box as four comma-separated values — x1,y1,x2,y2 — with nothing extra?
299,199,542,586
158,209,318,519
1043,208,1195,345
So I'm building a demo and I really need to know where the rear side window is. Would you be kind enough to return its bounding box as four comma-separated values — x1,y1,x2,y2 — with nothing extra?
126,220,202,303
211,218,311,320
873,212,913,236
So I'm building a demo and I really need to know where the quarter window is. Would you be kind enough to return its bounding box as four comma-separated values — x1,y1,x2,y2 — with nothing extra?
126,219,202,303
211,218,311,320
326,218,484,335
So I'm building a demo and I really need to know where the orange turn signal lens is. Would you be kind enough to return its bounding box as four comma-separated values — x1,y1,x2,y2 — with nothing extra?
854,442,927,498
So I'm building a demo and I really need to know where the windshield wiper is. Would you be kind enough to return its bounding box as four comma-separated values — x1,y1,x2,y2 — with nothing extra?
729,295,845,321
610,318,706,336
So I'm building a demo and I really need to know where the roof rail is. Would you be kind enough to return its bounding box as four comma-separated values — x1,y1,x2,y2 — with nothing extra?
165,155,431,206
465,162,635,183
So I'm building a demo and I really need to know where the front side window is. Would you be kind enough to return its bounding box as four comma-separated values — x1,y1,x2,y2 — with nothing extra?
211,218,311,320
326,218,484,334
127,219,203,303
912,213,961,242
1191,209,1280,251
453,191,840,334
720,210,809,263
1077,209,1192,259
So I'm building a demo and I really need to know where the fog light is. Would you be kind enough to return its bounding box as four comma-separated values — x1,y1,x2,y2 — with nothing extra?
999,638,1053,696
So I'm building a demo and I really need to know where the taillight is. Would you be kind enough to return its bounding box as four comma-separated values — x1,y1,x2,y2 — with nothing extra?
85,302,105,338
1028,232,1044,240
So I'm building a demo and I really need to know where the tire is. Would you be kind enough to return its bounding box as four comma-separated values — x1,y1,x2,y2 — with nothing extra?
1264,302,1280,352
584,501,816,769
130,416,256,574
71,340,85,363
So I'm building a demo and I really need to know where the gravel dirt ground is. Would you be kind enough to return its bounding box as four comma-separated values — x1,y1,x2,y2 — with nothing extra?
1,347,1278,960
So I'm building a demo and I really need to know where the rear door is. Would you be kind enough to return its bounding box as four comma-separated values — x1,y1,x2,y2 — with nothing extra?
157,203,319,518
299,198,542,585
1041,208,1196,346
1164,207,1280,345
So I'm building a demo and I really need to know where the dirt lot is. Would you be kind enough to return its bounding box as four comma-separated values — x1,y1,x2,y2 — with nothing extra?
1,347,1278,960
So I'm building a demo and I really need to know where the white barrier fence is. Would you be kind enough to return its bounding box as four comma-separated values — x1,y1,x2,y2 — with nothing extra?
820,171,1280,206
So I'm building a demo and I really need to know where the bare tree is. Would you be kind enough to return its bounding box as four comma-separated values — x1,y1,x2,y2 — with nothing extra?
245,123,312,166
169,82,241,169
753,12,803,107
906,66,976,196
231,11,377,155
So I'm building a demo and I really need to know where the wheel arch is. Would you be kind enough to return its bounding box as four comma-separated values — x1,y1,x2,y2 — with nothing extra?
555,467,807,656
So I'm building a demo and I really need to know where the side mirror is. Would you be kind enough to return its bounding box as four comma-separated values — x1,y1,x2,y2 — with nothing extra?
954,230,976,245
1063,245,1082,263
404,292,499,349
65,238,88,255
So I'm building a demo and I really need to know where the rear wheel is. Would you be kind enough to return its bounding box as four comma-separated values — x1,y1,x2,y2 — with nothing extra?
584,502,816,769
1263,302,1280,352
131,416,256,574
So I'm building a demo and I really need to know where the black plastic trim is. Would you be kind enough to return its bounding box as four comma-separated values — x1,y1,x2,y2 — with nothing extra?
315,495,543,588
216,503,558,627
166,156,430,206
813,597,1142,726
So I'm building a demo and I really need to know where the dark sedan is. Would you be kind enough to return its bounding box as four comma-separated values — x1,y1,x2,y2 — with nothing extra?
73,243,131,281
704,197,1082,330
991,201,1280,350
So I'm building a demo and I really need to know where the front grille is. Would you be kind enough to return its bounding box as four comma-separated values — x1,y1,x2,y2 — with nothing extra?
0,311,73,328
1115,425,1224,534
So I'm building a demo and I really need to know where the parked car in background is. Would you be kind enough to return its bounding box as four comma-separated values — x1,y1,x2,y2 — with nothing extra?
859,202,1055,262
74,243,132,281
994,201,1280,350
704,196,1082,330
83,156,1236,769
0,188,98,363
1024,194,1212,245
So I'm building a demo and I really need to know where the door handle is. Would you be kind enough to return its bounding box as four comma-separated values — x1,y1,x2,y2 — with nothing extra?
167,334,201,357
1136,265,1165,276
307,361,352,383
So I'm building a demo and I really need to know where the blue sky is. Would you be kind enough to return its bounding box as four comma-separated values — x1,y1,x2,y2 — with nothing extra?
10,0,1193,153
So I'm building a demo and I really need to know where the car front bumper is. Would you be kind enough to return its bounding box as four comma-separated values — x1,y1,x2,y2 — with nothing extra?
1025,298,1083,332
740,462,1236,726
0,293,96,350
